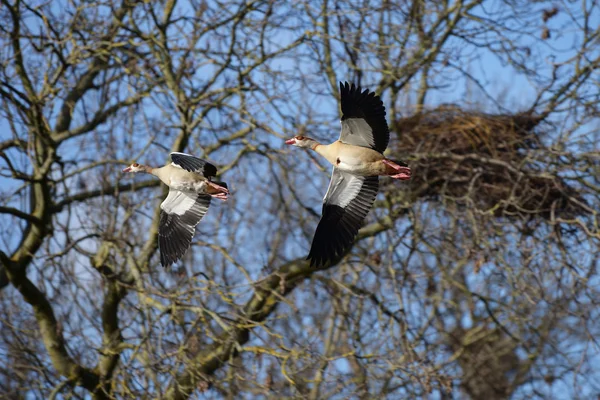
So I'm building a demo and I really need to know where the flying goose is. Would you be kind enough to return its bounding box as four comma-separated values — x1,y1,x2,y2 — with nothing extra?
122,152,229,267
286,82,411,267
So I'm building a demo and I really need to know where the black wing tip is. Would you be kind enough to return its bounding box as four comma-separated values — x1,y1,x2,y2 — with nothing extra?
339,81,385,118
160,258,174,268
340,81,352,91
339,81,389,152
159,242,187,268
159,245,178,268
306,250,320,268
203,163,218,178
306,176,379,268
340,81,383,100
340,81,376,96
306,249,344,268
339,81,358,95
307,233,355,268
306,253,326,268
159,239,180,268
158,210,202,269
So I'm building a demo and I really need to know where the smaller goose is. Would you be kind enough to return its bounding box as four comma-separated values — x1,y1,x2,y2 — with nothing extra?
286,82,411,267
122,152,229,267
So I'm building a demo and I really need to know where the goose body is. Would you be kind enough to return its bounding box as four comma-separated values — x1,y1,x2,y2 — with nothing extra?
122,152,229,267
153,164,213,192
314,141,389,175
286,82,411,267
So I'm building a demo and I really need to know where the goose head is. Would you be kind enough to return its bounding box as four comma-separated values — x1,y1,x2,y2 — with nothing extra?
122,162,144,173
285,135,319,149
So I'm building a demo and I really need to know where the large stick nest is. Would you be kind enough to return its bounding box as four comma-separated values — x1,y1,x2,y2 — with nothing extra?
391,106,589,219
448,326,523,400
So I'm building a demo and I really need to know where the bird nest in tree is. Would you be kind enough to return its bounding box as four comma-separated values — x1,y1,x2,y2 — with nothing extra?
448,326,522,399
392,106,588,219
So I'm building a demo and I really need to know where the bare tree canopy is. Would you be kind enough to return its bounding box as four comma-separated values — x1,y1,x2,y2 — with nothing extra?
0,0,599,398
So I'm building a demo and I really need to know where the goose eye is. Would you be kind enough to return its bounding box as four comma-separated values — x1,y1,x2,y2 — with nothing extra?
296,136,305,140
133,163,139,167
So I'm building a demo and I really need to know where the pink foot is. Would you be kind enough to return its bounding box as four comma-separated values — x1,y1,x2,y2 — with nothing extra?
207,181,229,194
211,192,228,201
391,172,411,180
382,159,412,180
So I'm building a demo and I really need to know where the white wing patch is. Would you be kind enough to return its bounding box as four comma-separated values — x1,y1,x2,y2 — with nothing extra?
323,167,341,202
335,174,364,208
324,168,365,208
160,190,197,216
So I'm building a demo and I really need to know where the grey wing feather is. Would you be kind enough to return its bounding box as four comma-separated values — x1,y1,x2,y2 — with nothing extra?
307,168,379,267
158,190,211,267
338,81,390,153
322,168,365,208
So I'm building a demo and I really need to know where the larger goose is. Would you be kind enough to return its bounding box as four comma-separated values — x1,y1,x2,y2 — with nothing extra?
286,82,411,267
122,152,229,267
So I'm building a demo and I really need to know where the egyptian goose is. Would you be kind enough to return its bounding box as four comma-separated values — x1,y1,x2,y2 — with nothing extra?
286,82,411,267
122,152,229,267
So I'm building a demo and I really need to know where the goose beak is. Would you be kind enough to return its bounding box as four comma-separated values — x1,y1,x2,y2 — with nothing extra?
122,166,132,173
285,138,296,145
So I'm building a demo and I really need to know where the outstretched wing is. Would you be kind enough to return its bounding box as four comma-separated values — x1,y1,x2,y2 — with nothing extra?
307,168,379,267
158,189,211,267
170,152,217,178
338,81,390,153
